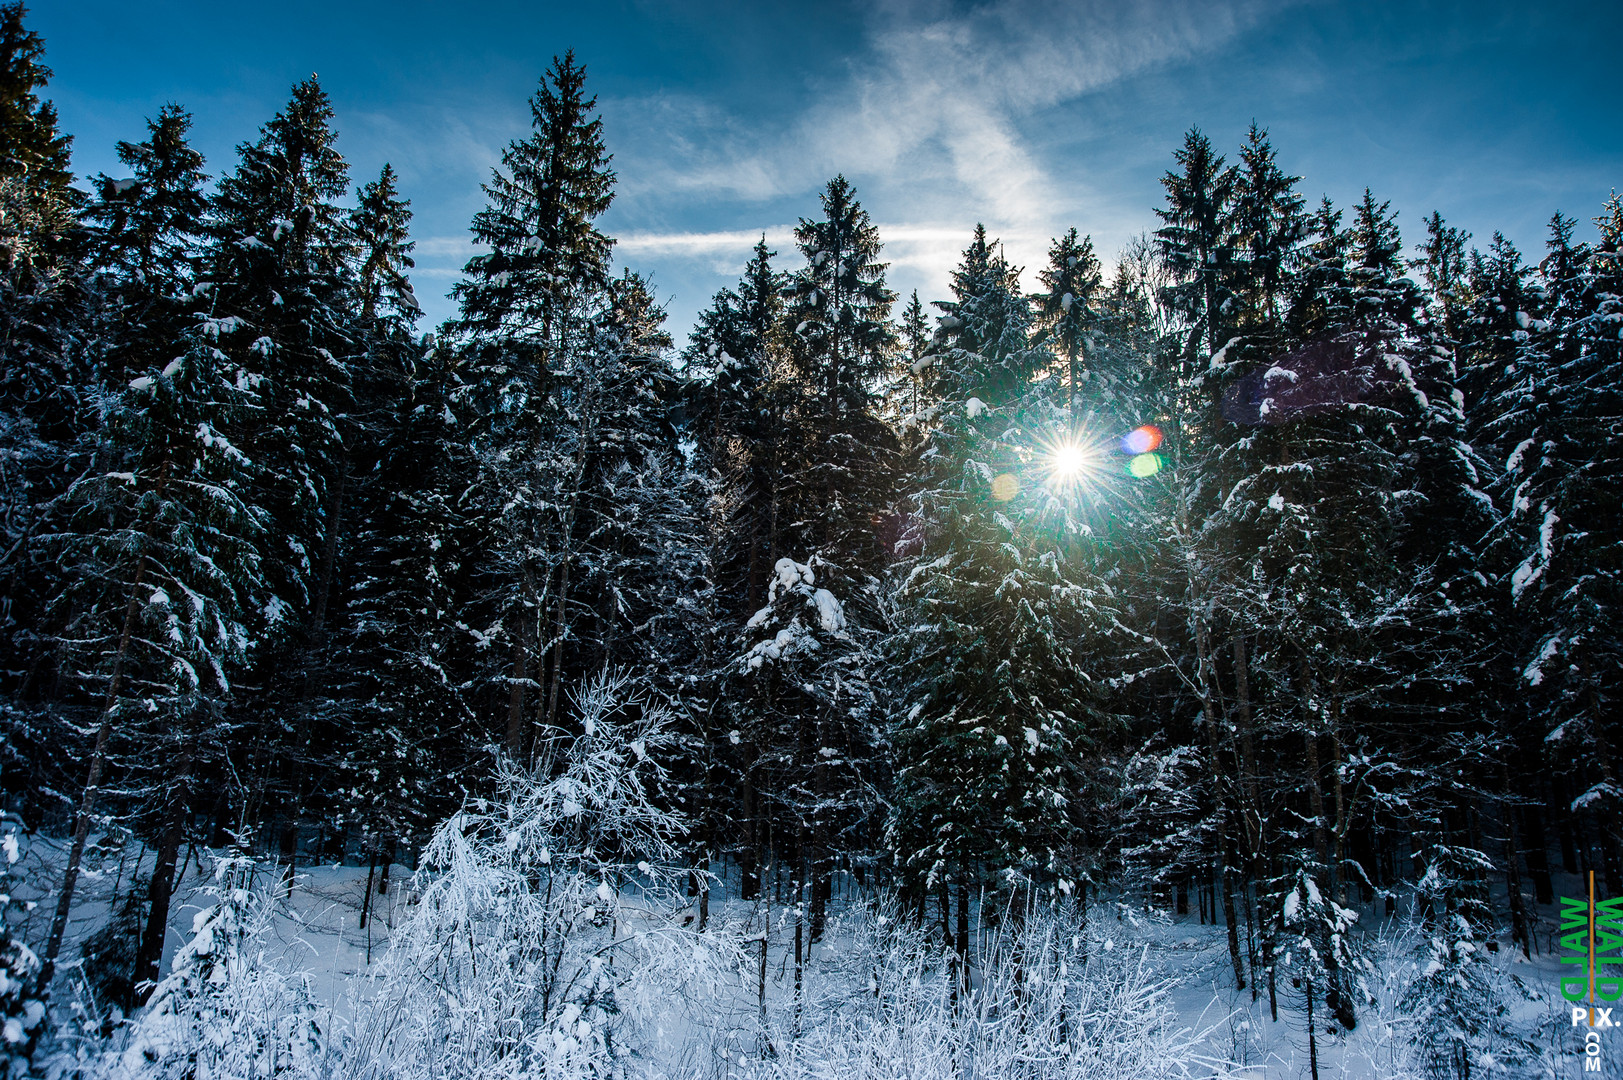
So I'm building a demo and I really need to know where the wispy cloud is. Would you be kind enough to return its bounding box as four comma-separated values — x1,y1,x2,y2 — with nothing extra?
599,0,1293,327
615,0,1287,225
616,226,796,256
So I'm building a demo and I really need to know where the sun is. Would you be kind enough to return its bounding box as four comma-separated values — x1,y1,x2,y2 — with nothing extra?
1050,441,1092,479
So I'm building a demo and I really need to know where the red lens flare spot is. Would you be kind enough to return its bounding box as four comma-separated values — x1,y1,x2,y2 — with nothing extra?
1122,425,1163,455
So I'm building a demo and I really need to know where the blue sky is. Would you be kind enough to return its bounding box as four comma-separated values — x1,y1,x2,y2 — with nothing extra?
35,0,1622,343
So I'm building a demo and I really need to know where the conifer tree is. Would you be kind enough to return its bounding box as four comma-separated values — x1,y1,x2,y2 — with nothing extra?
204,76,355,633
686,236,787,619
1230,123,1305,329
1497,197,1623,889
0,2,85,713
1155,127,1236,362
784,176,896,420
0,3,72,200
324,167,472,867
778,176,898,567
729,554,880,938
39,320,264,991
888,231,1115,926
1410,211,1471,348
1032,227,1102,426
683,238,795,903
449,52,618,752
895,288,929,425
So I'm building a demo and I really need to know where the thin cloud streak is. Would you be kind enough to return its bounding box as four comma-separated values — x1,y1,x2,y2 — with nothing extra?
615,0,1294,227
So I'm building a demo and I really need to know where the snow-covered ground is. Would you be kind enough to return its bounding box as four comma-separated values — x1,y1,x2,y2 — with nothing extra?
22,840,1603,1079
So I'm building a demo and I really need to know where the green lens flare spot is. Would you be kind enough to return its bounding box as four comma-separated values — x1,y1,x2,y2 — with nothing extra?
1127,452,1163,478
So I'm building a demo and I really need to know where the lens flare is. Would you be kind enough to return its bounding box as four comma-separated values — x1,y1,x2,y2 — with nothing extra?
1051,444,1090,477
991,473,1020,501
1122,424,1163,455
1127,452,1164,478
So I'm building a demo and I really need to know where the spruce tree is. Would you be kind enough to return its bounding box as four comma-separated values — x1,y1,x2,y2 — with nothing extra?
778,175,898,566
324,166,473,870
39,321,264,991
888,231,1115,926
0,2,75,207
685,236,787,620
1230,123,1305,329
0,2,85,728
1154,127,1236,363
203,76,356,635
1410,210,1471,348
449,52,617,753
1498,197,1623,890
683,238,793,904
783,175,896,420
1031,227,1102,427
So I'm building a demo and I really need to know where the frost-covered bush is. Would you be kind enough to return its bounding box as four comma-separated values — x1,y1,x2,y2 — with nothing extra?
1,813,48,1078
93,855,328,1080
343,668,743,1080
765,901,1229,1080
1272,864,1362,1033
1396,846,1534,1079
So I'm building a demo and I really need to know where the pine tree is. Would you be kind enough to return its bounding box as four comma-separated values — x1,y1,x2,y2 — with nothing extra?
685,236,786,620
204,76,356,636
895,288,929,426
324,167,473,869
1031,227,1102,427
332,337,476,871
1409,211,1471,348
1498,197,1623,890
1155,127,1236,363
778,176,898,566
39,321,265,991
784,175,896,420
1229,123,1305,329
0,2,86,727
683,238,793,906
448,52,618,754
1286,196,1350,340
451,49,614,414
888,231,1115,925
728,554,881,939
0,3,73,201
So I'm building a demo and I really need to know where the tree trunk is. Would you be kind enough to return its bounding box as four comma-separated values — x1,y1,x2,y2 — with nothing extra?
793,830,805,1039
133,749,193,1000
1303,716,1330,870
40,524,157,988
956,878,970,965
1554,774,1579,873
309,455,349,634
360,840,377,930
543,557,571,727
506,605,529,757
1523,802,1554,905
1219,853,1245,991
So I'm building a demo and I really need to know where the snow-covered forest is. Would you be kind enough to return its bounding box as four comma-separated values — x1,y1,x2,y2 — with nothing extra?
2,3,1620,1076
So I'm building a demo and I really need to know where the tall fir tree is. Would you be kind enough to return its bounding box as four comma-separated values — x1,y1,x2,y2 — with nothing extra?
888,231,1116,930
1031,227,1102,427
0,1,85,737
1155,127,1236,363
1229,122,1305,330
449,52,618,754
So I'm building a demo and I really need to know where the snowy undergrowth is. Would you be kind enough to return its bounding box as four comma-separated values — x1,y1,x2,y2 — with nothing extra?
50,878,1562,1080
68,856,327,1080
38,672,1551,1080
757,903,1233,1080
